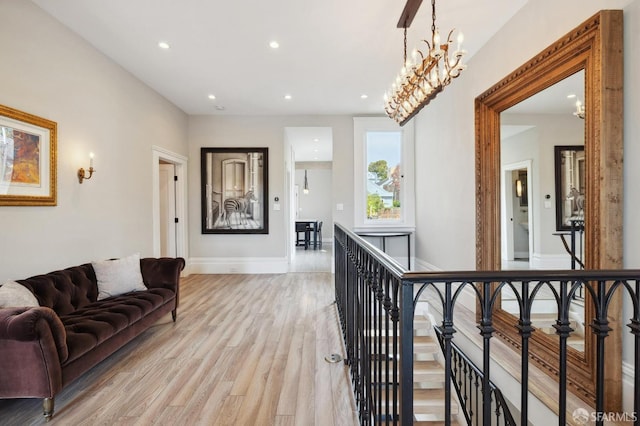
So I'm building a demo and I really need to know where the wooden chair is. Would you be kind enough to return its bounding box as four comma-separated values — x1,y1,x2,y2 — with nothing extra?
295,222,310,249
315,221,323,249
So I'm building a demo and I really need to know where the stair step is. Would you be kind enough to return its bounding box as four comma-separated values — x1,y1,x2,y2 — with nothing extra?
378,389,459,414
414,389,459,414
414,417,462,425
414,360,445,384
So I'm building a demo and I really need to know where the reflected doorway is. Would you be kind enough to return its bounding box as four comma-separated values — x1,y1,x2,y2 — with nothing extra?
501,160,533,269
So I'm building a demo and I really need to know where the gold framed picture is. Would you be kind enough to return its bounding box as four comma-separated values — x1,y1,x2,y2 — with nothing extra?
0,104,57,206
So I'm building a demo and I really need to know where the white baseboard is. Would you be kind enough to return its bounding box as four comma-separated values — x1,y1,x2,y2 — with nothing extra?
412,258,441,272
188,257,288,274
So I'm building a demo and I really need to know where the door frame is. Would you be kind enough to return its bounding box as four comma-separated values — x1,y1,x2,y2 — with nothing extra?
501,160,533,264
152,146,188,262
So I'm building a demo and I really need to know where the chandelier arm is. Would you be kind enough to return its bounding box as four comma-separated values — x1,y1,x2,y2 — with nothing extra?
445,29,456,44
431,0,436,34
403,27,408,64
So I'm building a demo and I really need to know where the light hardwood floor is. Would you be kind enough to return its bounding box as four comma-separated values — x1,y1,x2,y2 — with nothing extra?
0,255,358,425
289,243,333,273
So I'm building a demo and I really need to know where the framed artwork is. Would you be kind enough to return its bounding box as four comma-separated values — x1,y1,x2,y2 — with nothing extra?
0,105,57,206
201,147,268,234
554,145,585,231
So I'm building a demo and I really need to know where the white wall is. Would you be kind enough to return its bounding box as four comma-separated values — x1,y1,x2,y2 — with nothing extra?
0,0,188,281
187,115,352,273
413,0,639,271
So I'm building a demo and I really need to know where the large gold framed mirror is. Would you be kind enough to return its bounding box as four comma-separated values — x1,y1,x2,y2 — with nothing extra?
475,10,623,409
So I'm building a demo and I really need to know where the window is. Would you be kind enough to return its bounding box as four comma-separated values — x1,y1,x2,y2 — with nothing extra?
353,118,415,231
366,131,402,220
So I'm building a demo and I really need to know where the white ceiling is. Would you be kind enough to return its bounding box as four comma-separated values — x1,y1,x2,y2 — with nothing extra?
505,70,585,115
32,0,528,118
286,127,333,162
31,0,530,162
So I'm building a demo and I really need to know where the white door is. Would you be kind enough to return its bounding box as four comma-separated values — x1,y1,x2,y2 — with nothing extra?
159,163,177,257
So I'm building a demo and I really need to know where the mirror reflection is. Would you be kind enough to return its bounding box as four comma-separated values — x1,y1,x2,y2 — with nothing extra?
499,70,586,351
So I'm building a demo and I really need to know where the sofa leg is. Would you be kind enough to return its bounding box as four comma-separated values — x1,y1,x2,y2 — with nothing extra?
172,309,177,322
43,397,54,421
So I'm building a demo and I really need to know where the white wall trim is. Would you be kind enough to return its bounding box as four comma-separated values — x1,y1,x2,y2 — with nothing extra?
189,257,288,274
413,258,441,272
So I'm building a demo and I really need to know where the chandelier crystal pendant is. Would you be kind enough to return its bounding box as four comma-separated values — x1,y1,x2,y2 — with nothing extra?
384,0,467,126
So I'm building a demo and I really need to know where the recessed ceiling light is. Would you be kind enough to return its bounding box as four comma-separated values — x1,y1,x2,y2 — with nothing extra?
284,94,292,100
208,94,216,100
361,94,368,99
158,41,170,49
269,41,280,49
567,94,576,99
313,138,319,142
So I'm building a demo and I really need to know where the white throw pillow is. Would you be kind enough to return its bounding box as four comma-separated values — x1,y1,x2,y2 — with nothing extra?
0,281,39,308
92,253,147,300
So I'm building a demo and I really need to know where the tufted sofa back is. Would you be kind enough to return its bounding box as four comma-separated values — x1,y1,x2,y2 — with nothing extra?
17,264,98,316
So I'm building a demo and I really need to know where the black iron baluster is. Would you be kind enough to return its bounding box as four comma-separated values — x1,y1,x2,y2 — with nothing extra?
474,369,479,426
553,279,572,426
399,280,413,425
383,275,392,425
479,280,494,425
517,280,533,425
592,279,612,426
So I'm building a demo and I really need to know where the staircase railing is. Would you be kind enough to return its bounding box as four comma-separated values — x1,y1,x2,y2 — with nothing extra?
333,223,640,426
434,326,516,425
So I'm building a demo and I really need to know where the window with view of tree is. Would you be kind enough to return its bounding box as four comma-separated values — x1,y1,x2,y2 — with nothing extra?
353,117,414,230
365,131,402,221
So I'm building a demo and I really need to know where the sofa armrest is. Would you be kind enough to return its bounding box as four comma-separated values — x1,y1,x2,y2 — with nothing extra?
140,258,185,320
0,307,67,399
0,307,68,363
139,257,185,291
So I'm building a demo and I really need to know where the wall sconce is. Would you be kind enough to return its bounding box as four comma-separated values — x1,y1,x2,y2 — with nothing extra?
515,179,523,197
78,152,95,184
303,169,310,194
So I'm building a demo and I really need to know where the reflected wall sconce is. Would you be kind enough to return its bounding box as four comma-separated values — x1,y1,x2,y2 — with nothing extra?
303,169,310,194
515,179,523,197
573,99,585,119
78,152,95,184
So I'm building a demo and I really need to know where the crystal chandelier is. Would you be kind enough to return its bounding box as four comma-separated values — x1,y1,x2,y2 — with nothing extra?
384,0,466,126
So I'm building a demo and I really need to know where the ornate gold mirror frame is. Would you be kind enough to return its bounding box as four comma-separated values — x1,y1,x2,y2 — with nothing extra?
475,10,623,409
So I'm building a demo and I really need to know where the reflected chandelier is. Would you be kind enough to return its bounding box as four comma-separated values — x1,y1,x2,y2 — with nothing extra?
384,0,466,126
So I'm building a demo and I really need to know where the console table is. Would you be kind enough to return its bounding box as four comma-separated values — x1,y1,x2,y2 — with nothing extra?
356,231,412,269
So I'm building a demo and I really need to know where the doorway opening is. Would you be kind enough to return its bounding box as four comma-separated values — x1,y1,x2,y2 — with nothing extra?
502,160,533,269
152,146,188,261
284,127,333,272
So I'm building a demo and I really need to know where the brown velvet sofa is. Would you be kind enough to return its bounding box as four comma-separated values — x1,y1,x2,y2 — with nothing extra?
0,257,185,420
